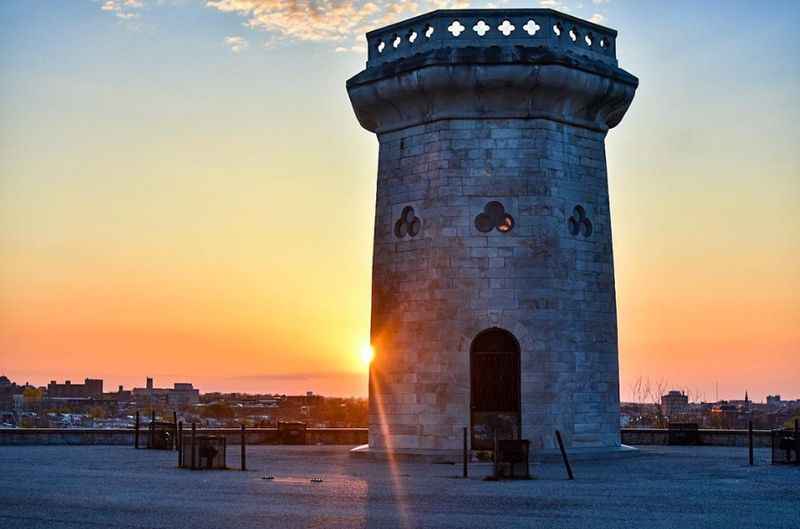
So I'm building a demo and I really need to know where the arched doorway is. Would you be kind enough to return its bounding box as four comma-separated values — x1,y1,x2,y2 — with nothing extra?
470,328,521,450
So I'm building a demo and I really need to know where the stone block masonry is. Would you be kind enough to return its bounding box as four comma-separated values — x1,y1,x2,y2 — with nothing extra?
369,118,619,452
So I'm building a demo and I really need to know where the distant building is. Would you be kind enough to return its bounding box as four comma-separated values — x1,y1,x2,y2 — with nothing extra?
284,392,323,407
47,378,103,399
0,376,24,410
170,383,200,406
767,395,782,407
132,377,199,407
661,390,689,418
710,403,740,429
105,384,132,403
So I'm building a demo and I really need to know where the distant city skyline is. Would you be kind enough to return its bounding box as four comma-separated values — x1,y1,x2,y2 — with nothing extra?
3,371,798,403
1,1,798,401
2,372,370,399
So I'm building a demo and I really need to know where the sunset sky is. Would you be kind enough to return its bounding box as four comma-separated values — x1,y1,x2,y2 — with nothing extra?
1,0,798,401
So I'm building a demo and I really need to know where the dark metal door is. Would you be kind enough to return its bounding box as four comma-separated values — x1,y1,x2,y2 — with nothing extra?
470,328,521,450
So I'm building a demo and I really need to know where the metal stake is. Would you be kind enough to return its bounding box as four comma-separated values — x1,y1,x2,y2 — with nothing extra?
134,411,140,449
241,424,247,471
493,431,498,480
177,421,183,467
191,422,196,470
462,427,468,478
555,430,574,480
150,410,156,449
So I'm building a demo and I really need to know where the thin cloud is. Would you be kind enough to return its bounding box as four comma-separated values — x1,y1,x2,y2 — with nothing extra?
335,44,367,53
589,12,605,24
205,0,470,44
98,0,144,19
96,0,609,51
224,35,250,52
537,1,608,27
228,372,363,382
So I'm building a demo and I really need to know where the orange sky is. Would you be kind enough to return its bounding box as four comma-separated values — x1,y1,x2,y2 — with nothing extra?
0,1,798,401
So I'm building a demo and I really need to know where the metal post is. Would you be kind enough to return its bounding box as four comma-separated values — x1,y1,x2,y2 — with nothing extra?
134,411,140,449
748,421,754,466
191,422,196,470
241,424,247,471
493,431,498,480
173,411,178,450
462,427,468,478
555,430,574,480
177,421,183,467
150,410,156,449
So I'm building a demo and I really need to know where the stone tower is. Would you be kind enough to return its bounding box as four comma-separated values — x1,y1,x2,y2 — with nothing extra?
347,9,637,459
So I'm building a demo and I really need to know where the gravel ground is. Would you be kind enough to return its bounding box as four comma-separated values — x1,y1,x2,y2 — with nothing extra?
0,444,797,529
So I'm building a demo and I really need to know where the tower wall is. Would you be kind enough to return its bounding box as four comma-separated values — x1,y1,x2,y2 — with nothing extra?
369,118,619,451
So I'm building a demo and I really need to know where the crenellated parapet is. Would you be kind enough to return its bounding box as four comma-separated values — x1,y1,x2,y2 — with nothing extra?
366,9,617,67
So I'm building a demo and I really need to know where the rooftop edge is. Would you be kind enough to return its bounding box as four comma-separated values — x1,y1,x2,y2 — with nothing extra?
364,9,618,68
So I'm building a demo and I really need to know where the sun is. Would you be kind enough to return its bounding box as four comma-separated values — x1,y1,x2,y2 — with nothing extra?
359,344,374,366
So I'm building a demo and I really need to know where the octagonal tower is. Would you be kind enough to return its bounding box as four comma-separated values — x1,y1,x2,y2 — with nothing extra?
347,9,638,460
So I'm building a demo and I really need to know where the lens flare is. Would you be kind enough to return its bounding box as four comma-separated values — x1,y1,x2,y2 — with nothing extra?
360,344,374,366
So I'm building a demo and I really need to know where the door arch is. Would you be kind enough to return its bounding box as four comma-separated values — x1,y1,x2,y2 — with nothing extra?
470,327,521,450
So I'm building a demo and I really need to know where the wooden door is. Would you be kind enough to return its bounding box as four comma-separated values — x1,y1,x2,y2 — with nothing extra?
470,328,521,450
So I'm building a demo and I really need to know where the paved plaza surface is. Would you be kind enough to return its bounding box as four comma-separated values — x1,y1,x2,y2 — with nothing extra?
0,444,797,529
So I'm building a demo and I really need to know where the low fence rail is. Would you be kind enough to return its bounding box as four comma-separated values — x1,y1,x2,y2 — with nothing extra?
621,428,773,448
0,427,785,450
0,427,367,446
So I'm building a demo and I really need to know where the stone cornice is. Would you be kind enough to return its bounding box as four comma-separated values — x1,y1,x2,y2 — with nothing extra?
347,46,638,134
